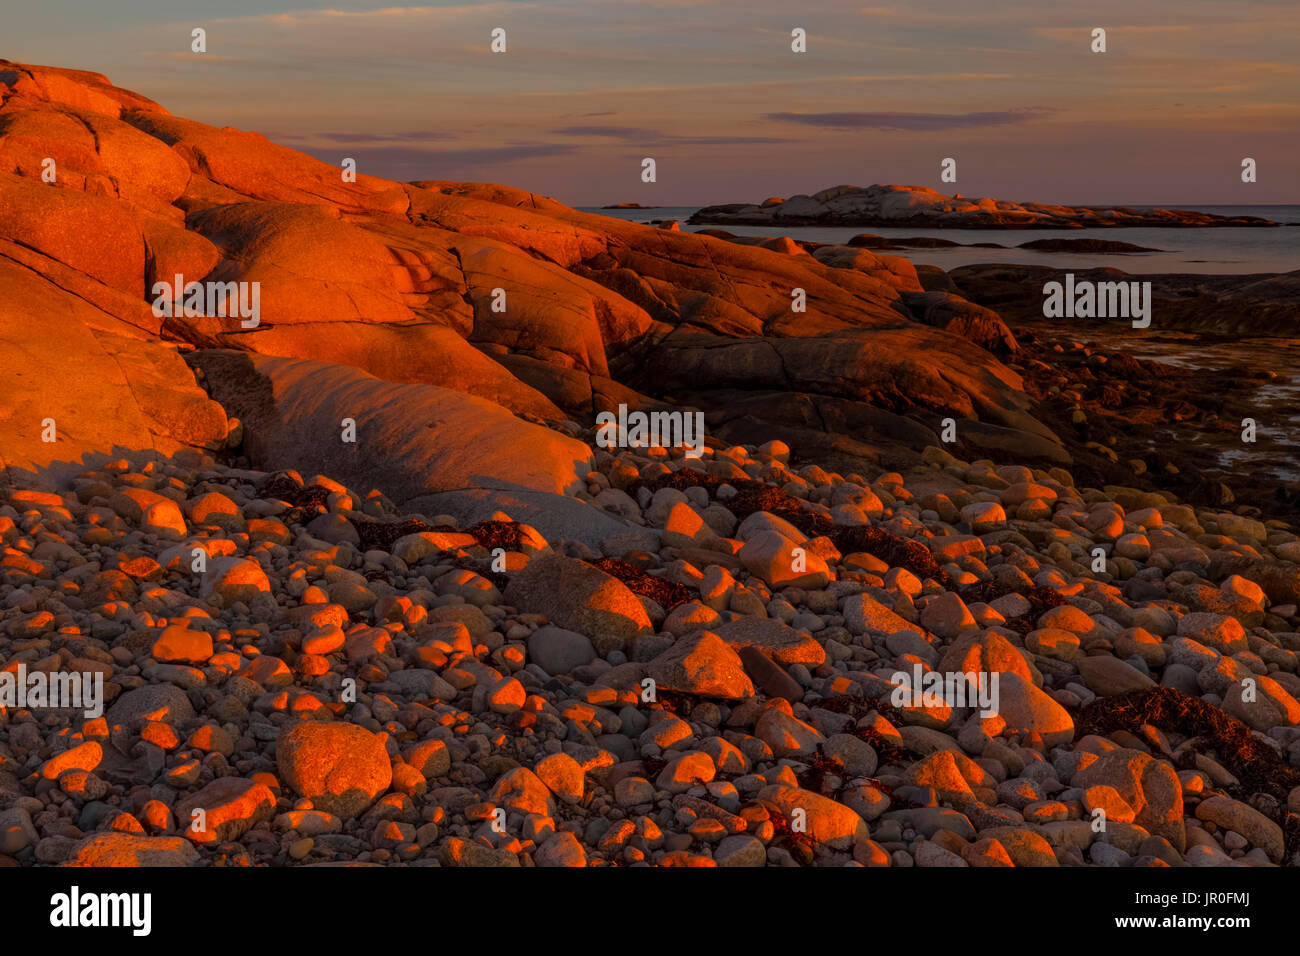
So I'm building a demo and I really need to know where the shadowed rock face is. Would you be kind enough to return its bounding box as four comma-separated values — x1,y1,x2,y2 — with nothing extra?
193,350,594,502
0,58,1066,495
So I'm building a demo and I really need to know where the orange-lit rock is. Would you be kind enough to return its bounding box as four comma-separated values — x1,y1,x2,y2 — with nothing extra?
276,722,393,819
757,784,870,850
175,777,277,843
63,833,200,867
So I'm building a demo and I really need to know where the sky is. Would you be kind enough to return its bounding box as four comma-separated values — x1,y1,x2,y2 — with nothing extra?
7,0,1299,206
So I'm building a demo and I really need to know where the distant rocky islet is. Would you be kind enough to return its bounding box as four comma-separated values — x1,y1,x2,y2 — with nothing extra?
689,184,1282,230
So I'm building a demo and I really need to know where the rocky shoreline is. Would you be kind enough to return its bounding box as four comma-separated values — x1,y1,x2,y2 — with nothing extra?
3,432,1299,868
689,184,1283,230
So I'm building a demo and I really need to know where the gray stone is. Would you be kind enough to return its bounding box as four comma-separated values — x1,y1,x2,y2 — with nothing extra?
504,553,652,653
527,626,597,675
106,683,195,729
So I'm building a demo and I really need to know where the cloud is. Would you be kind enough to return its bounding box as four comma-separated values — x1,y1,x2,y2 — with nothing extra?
553,125,794,145
764,109,1052,131
301,143,577,176
856,4,1052,27
1032,25,1193,40
252,4,541,26
518,72,1024,98
553,125,655,139
279,130,455,144
149,53,248,63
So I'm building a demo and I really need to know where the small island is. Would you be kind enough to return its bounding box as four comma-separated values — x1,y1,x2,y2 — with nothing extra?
689,184,1281,229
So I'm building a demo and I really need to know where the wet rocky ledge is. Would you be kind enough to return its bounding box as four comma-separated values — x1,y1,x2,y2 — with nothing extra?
938,263,1300,525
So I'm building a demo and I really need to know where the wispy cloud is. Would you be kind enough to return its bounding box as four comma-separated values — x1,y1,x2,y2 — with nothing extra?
251,4,542,26
553,125,793,145
764,109,1052,131
277,130,455,144
148,53,248,63
302,143,577,176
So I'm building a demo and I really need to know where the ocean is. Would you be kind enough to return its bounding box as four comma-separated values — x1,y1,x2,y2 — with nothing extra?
579,205,1300,276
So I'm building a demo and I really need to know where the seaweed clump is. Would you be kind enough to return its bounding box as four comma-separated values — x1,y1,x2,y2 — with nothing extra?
1077,686,1300,865
353,516,434,553
466,520,526,551
586,557,694,611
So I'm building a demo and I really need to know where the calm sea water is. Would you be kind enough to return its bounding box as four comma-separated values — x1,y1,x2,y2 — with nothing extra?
580,205,1300,276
